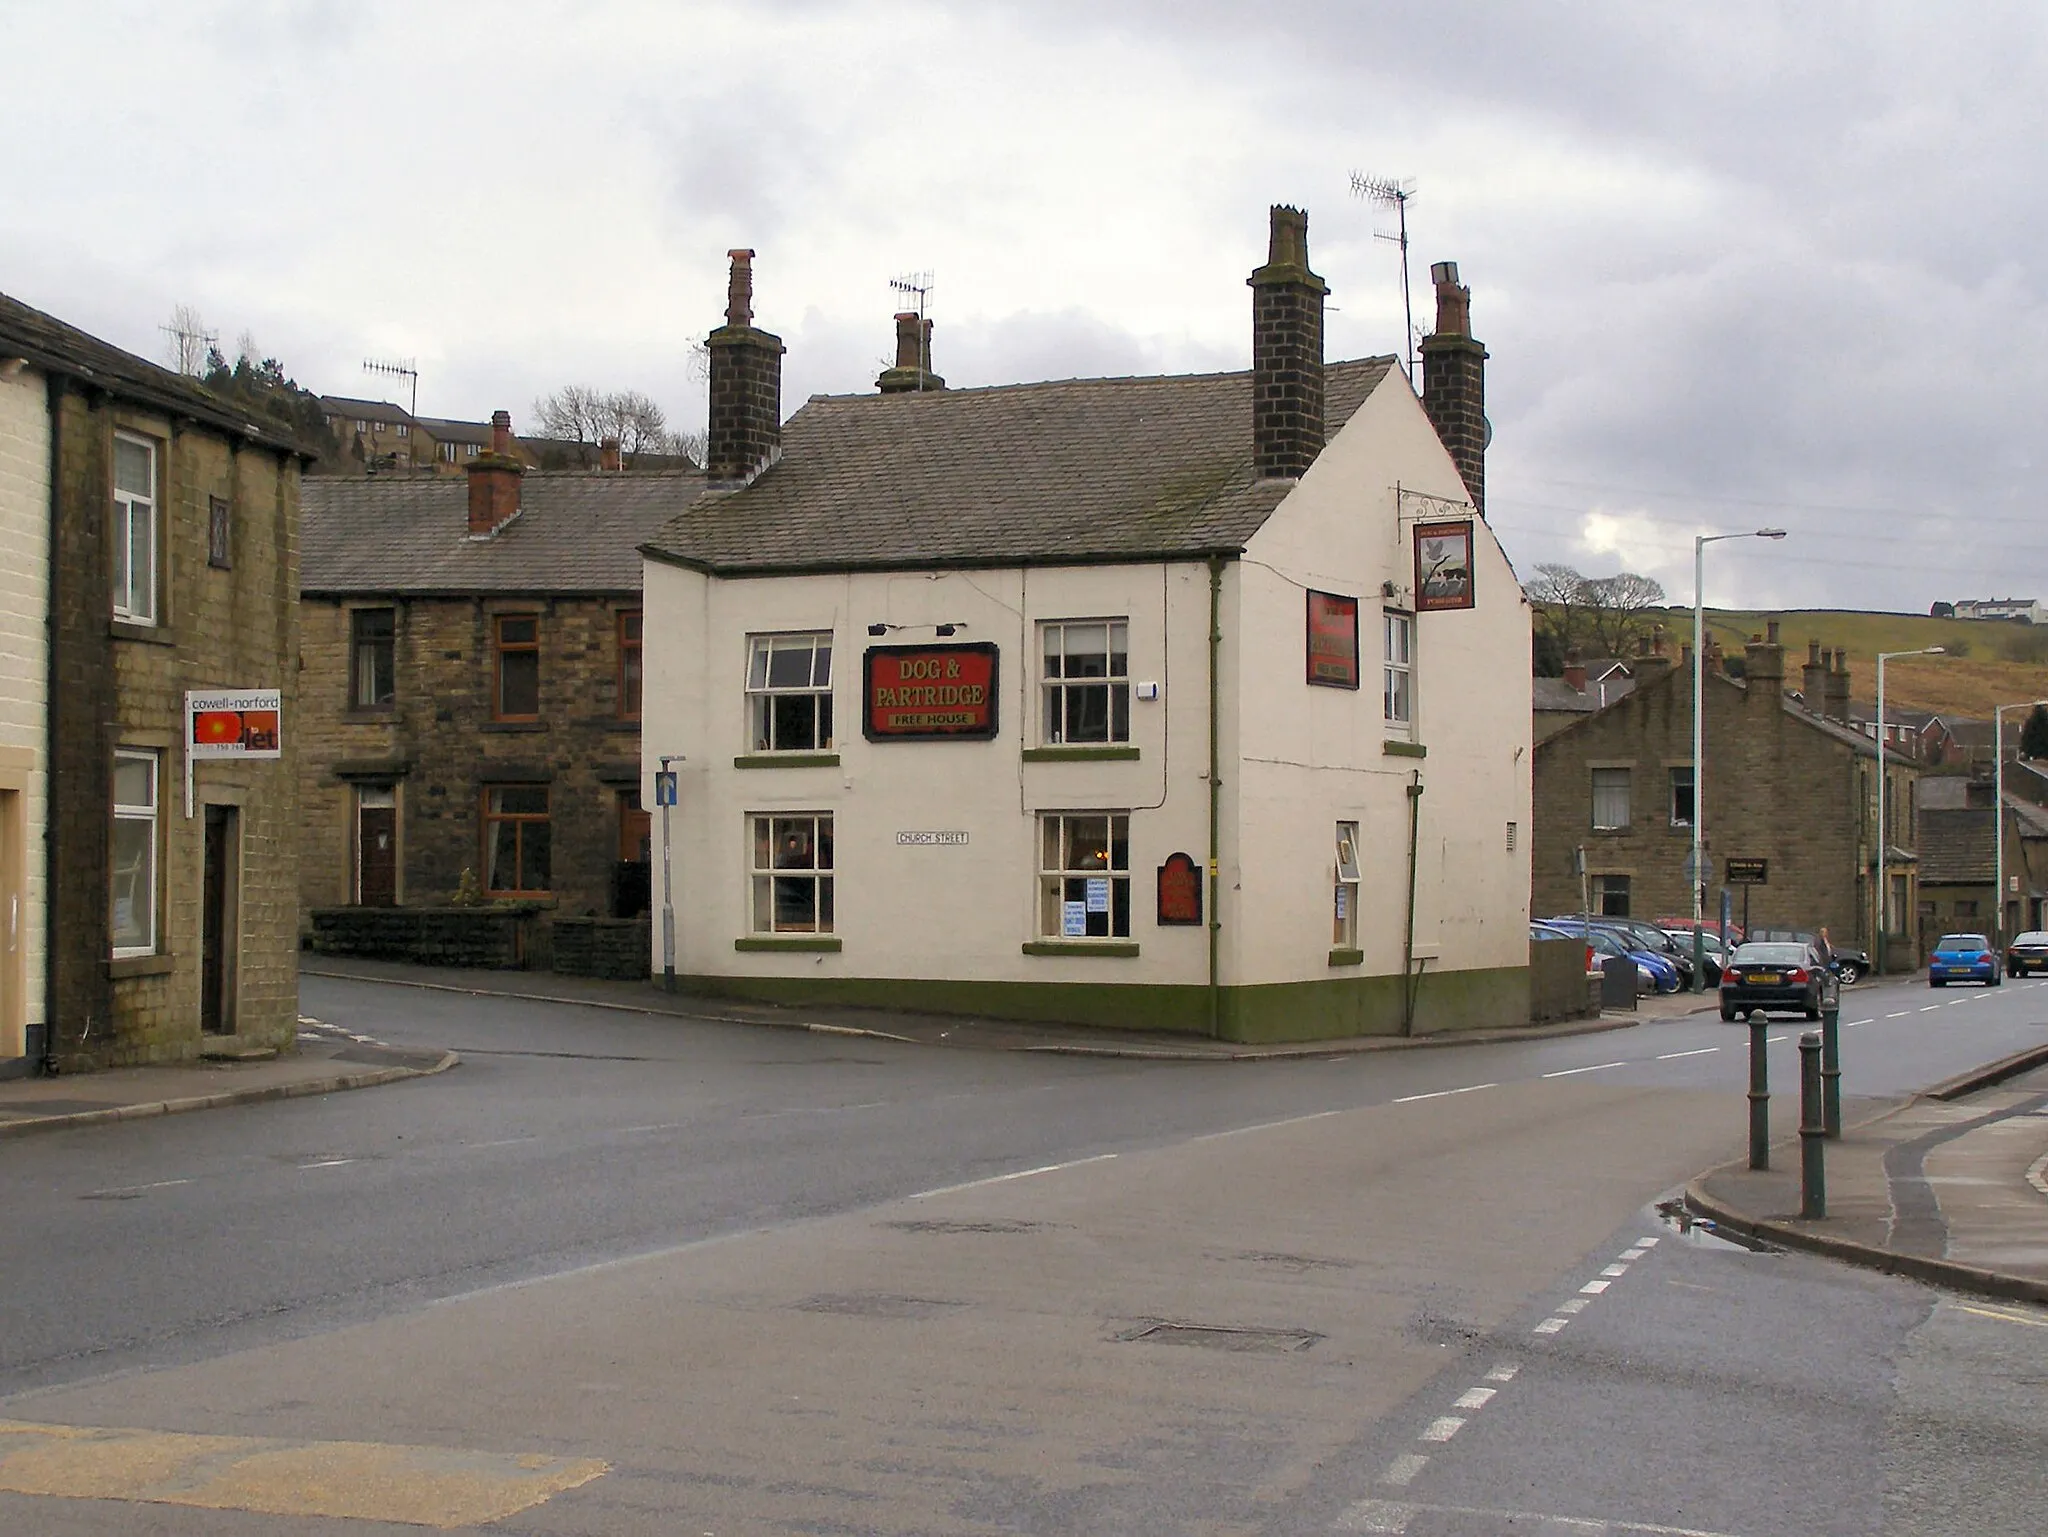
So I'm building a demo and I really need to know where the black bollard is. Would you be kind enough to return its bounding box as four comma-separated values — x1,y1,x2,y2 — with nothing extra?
1821,1000,1842,1139
1800,1031,1826,1219
1748,1013,1770,1171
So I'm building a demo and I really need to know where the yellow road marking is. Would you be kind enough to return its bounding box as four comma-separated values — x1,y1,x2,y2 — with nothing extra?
0,1419,608,1529
1956,1303,2048,1329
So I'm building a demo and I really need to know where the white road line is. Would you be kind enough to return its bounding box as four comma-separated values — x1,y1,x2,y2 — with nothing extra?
1580,1278,1611,1294
1484,1362,1520,1382
1391,1082,1496,1104
909,1153,1116,1200
1190,1109,1341,1142
1656,1047,1719,1060
1920,1006,1943,1013
1381,1453,1429,1487
1336,1500,1415,1533
1339,1497,1745,1536
1543,1061,1626,1078
1636,1236,1660,1247
1767,1034,1789,1043
1453,1386,1496,1410
297,1158,355,1170
87,1179,191,1197
1846,1018,1874,1026
1620,1247,1647,1260
1600,1263,1630,1277
466,1136,537,1148
1532,1317,1569,1334
618,1123,684,1134
1887,1011,1911,1018
1419,1416,1465,1443
1557,1298,1591,1314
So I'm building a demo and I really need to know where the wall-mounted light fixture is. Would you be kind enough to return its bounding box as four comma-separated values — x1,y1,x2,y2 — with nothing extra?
867,622,889,637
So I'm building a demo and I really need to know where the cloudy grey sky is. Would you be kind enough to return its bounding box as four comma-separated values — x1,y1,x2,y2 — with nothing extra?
3,1,2040,613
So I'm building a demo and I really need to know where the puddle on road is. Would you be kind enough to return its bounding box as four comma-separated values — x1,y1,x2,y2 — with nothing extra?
1653,1198,1784,1254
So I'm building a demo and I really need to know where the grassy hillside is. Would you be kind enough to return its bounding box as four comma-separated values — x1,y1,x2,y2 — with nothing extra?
1677,609,2048,722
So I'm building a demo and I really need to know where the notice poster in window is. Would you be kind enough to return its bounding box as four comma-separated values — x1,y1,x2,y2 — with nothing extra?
1085,876,1110,913
1305,591,1360,688
1414,520,1475,612
1062,901,1088,937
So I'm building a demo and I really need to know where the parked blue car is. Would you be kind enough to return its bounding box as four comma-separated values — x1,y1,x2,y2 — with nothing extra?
1538,920,1682,993
1929,933,2002,987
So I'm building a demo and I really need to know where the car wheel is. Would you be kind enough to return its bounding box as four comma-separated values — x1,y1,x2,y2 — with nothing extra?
1837,961,1864,984
1720,1003,1737,1022
1931,977,1946,987
1990,971,2002,988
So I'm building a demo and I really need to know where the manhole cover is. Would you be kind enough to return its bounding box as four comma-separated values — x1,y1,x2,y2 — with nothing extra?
885,1219,1051,1235
1116,1320,1323,1354
794,1293,965,1320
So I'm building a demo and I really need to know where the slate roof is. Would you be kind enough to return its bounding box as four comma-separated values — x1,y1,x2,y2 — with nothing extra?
302,470,702,595
1918,807,1994,884
0,289,307,455
321,395,420,426
417,415,494,445
1533,674,1637,715
642,358,1398,576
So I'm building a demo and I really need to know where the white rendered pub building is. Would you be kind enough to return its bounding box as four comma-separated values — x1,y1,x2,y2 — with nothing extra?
640,215,1532,1042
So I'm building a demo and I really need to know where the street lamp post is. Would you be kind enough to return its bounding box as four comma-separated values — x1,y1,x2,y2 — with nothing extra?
656,754,684,992
1691,529,1787,990
1994,699,2048,948
1873,648,1945,976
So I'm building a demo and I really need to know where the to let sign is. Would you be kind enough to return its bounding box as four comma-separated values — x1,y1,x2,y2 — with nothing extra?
863,643,1000,740
1724,857,1769,885
186,689,282,758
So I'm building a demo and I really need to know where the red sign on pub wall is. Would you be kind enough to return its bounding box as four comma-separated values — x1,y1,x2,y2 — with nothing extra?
863,643,1002,740
1305,590,1360,688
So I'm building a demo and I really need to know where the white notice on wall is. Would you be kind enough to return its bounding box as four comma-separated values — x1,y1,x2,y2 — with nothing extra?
896,831,969,846
1085,877,1110,913
1062,901,1088,937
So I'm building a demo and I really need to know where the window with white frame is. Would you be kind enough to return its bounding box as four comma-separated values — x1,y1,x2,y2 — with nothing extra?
1038,812,1131,939
112,433,157,624
1040,620,1130,744
396,423,409,438
747,633,833,752
1382,611,1413,728
440,441,458,464
1333,821,1361,948
111,748,160,956
751,813,834,933
1591,767,1632,830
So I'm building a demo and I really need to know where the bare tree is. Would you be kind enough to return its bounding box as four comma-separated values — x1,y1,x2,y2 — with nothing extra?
161,303,214,376
531,386,695,467
1579,571,1668,659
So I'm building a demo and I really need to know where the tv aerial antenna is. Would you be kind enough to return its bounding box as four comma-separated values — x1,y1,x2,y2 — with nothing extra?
888,271,934,321
363,356,419,417
1350,173,1417,380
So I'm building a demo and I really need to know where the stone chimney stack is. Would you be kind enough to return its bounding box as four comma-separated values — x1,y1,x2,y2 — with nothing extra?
877,311,946,393
1420,260,1489,519
466,408,523,537
1802,639,1829,708
599,435,622,473
1247,205,1329,479
705,247,785,485
1826,649,1852,724
1745,622,1785,708
1563,649,1587,694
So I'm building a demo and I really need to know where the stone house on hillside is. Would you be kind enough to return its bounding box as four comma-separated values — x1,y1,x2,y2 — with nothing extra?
1533,626,1922,965
298,413,697,972
1,290,306,1072
638,216,1533,1043
1917,775,2048,943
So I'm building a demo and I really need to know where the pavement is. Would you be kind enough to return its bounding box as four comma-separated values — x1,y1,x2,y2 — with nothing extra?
0,1020,455,1140
1688,1039,2048,1306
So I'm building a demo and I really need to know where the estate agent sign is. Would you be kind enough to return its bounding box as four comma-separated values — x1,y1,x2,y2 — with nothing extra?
186,689,282,757
863,643,1001,740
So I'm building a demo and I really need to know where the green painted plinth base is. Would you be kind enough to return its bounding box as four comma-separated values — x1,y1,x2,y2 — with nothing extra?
662,965,1531,1044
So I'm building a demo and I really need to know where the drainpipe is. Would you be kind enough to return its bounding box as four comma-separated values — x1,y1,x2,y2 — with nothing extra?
39,371,62,1074
1401,769,1424,1036
1207,555,1224,1040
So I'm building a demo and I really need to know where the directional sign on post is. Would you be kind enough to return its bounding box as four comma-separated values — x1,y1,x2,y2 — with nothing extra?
654,770,678,807
1681,849,1714,888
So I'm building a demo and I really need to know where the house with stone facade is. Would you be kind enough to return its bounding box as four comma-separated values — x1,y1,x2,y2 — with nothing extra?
637,215,1533,1043
298,413,696,974
1532,626,1923,966
1,290,307,1071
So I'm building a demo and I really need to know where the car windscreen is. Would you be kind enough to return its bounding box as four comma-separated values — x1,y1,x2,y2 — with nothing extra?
1937,935,1990,951
2012,933,2048,945
1731,943,1806,966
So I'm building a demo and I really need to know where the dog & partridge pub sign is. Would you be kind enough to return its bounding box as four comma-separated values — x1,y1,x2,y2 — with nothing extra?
863,642,1001,740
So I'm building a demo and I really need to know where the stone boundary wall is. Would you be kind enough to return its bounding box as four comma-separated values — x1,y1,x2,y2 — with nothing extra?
551,917,650,980
307,907,532,969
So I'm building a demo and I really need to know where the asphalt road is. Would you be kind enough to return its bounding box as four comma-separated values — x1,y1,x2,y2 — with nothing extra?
1,970,2044,1533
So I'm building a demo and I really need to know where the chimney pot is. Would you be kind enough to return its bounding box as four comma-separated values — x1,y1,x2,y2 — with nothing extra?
1420,259,1488,517
877,311,946,393
725,247,756,327
706,247,786,483
490,409,512,456
467,408,523,536
1563,648,1587,693
1247,204,1329,479
599,435,622,473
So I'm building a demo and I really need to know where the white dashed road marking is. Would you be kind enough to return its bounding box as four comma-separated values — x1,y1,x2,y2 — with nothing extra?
1543,1061,1626,1078
1419,1416,1465,1442
1533,1317,1569,1334
1391,1082,1497,1104
1337,1499,1743,1535
1380,1453,1429,1487
1453,1386,1496,1410
1485,1362,1520,1382
1557,1298,1590,1314
1656,1046,1718,1060
1580,1278,1611,1294
1601,1262,1630,1276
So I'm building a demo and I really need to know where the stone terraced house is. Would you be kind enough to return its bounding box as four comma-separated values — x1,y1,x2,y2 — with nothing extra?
1,290,307,1071
298,416,698,975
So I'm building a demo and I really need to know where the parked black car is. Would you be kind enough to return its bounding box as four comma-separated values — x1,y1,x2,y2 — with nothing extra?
1748,927,1870,984
1719,940,1839,1021
2006,931,2048,977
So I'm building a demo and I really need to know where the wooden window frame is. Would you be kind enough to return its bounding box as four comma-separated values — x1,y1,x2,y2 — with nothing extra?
481,784,551,896
1038,811,1132,940
112,431,158,625
746,632,834,752
350,607,396,710
1382,610,1414,731
1039,618,1131,745
749,812,834,934
111,747,160,957
492,613,541,722
617,609,644,721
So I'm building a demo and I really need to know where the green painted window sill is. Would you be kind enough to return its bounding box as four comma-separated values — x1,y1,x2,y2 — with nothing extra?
1328,947,1364,967
1382,740,1427,758
1021,745,1140,763
733,752,840,770
735,935,842,952
1022,940,1140,958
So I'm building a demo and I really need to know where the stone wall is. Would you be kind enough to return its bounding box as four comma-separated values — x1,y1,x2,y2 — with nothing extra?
308,906,531,969
552,917,650,980
48,387,301,1068
298,591,643,932
1528,937,1595,1024
1533,657,1918,961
